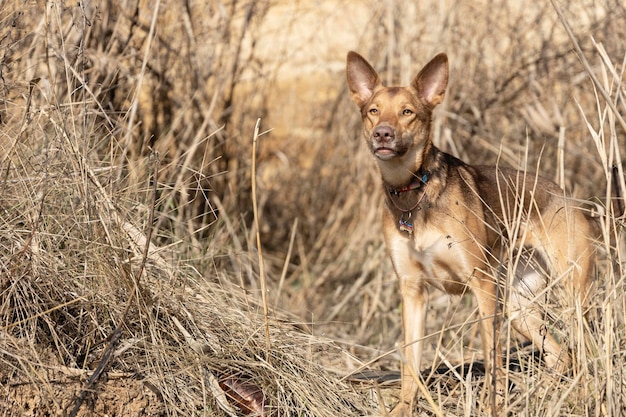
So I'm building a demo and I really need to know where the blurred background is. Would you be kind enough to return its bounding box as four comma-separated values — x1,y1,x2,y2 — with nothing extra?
1,0,625,415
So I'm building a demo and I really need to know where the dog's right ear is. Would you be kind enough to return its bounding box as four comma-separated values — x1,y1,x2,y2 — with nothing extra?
346,51,382,108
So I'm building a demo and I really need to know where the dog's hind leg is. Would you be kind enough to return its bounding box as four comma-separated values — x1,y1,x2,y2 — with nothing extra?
507,248,572,373
509,206,594,372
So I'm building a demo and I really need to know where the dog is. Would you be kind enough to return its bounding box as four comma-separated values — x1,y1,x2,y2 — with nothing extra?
346,51,595,415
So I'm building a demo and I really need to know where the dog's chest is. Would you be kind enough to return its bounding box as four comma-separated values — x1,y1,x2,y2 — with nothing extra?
388,220,471,294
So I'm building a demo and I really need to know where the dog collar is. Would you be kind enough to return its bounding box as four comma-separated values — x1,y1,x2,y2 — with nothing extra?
386,172,430,234
388,172,429,195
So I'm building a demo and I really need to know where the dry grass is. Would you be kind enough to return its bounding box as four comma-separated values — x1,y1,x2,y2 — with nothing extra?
1,0,625,416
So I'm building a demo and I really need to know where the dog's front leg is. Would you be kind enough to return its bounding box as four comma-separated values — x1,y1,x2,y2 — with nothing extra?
470,271,505,412
391,280,428,417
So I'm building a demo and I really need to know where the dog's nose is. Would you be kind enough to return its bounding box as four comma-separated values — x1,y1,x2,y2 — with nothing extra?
373,125,395,143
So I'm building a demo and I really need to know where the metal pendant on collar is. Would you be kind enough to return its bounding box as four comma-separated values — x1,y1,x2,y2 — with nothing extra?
399,212,413,234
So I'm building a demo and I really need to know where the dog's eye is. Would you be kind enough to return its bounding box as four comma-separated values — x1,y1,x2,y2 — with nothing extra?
402,109,413,116
369,108,378,115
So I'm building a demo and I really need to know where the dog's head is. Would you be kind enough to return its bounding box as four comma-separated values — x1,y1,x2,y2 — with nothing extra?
346,52,448,179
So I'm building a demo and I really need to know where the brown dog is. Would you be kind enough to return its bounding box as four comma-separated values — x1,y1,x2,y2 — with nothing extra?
346,51,594,415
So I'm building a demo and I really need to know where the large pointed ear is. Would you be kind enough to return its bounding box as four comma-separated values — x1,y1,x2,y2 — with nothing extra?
411,53,448,108
346,51,382,108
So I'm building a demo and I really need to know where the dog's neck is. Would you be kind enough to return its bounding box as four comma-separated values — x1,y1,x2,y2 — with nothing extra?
381,145,452,234
379,142,438,190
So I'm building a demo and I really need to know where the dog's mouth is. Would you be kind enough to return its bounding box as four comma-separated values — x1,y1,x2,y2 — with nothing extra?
373,146,407,160
374,147,396,160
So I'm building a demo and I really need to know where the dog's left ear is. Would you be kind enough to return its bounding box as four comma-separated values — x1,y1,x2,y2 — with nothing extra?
412,53,449,108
